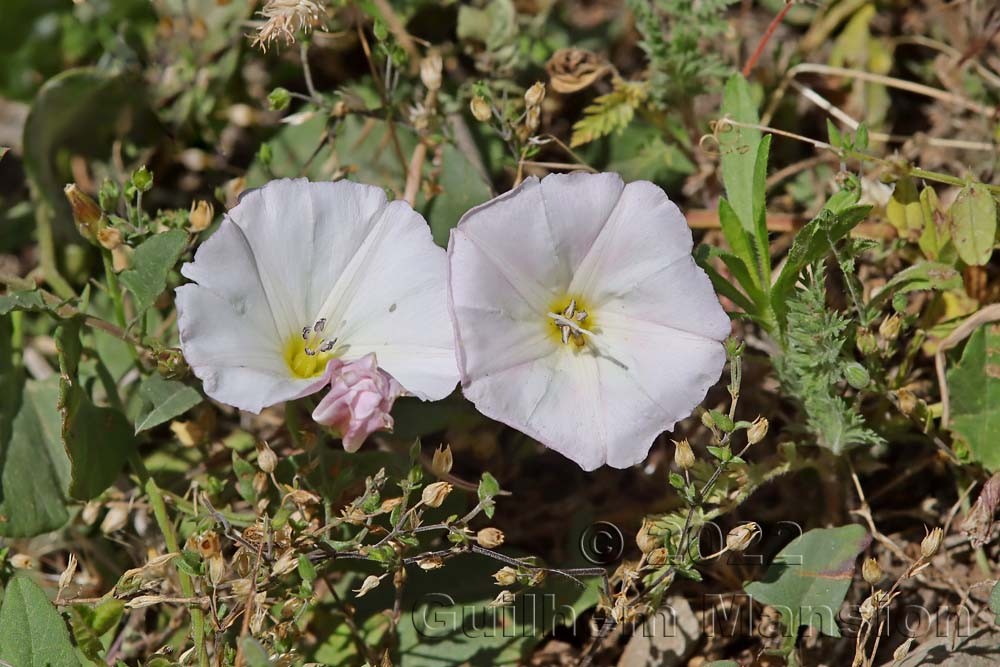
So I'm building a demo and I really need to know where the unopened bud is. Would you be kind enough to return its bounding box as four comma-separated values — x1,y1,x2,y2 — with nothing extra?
432,444,453,476
268,87,292,111
97,227,123,250
493,566,517,586
10,553,35,570
476,527,505,549
354,574,382,598
64,184,104,243
421,481,452,508
647,548,668,567
856,329,878,355
470,96,492,122
726,522,760,552
843,362,870,389
101,505,130,534
256,441,277,474
418,556,444,570
131,166,153,192
420,52,443,92
81,501,101,525
488,590,515,608
525,82,546,108
189,200,214,232
893,639,914,663
525,105,541,132
920,527,943,559
879,314,902,342
208,553,226,585
673,439,695,470
636,518,659,554
58,553,78,593
111,245,134,272
747,417,769,445
894,388,918,417
862,557,882,585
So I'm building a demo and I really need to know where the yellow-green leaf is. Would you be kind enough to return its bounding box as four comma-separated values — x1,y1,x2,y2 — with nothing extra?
949,183,997,266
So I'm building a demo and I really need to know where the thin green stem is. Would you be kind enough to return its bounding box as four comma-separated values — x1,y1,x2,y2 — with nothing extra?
102,249,141,366
35,204,74,300
145,477,210,667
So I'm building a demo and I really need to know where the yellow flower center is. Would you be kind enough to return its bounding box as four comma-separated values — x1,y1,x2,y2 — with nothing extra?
284,318,338,379
546,296,596,348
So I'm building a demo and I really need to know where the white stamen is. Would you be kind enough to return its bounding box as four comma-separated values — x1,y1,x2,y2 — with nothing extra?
301,325,312,339
314,318,327,333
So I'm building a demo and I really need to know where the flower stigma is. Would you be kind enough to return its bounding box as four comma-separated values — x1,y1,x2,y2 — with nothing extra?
284,317,338,378
547,297,596,348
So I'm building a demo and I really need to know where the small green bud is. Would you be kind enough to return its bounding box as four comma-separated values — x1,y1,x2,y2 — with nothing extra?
98,178,120,211
257,142,273,166
856,329,878,356
372,19,388,41
843,362,870,389
131,166,153,192
268,87,291,111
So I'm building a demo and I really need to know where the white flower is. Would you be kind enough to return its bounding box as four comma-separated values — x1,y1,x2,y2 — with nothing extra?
447,172,729,471
176,178,458,415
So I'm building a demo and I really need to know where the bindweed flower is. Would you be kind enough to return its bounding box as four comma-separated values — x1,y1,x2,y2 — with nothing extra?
447,173,730,470
176,178,458,439
311,354,404,452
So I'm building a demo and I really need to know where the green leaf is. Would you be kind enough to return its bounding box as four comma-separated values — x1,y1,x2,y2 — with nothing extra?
946,324,1000,470
0,576,82,667
772,199,871,328
0,289,50,316
949,183,997,266
240,638,274,667
478,472,500,502
70,599,125,662
425,140,493,247
57,319,136,501
118,229,188,317
751,133,773,284
717,198,758,287
0,375,72,537
719,74,762,234
869,262,962,309
745,525,870,638
134,374,203,434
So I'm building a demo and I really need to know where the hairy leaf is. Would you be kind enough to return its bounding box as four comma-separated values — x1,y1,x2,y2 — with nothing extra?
134,374,203,434
0,576,81,667
950,183,997,266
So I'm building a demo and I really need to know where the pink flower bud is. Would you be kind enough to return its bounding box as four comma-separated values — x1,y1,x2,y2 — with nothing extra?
311,354,404,452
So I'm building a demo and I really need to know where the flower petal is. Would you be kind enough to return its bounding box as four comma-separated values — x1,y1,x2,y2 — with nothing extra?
176,284,331,412
598,255,732,342
448,176,562,309
314,200,459,401
539,171,625,278
570,180,695,301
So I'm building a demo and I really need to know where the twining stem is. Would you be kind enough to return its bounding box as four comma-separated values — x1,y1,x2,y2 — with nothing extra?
145,474,210,667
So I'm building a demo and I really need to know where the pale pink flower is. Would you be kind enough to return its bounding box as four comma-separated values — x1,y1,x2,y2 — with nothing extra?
447,172,730,470
176,178,458,417
312,354,404,452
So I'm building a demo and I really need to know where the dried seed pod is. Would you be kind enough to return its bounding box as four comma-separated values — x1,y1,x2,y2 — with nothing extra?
476,527,505,549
